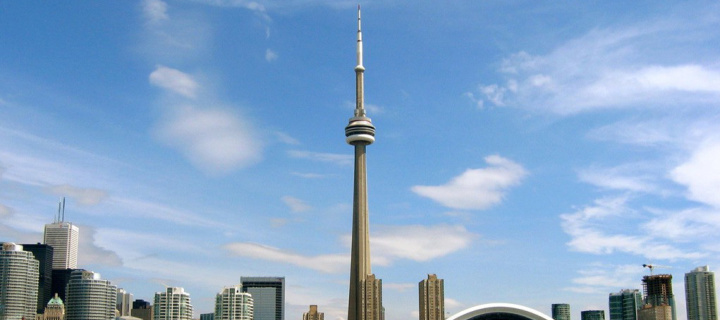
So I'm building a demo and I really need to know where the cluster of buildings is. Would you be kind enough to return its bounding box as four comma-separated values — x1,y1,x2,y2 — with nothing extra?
552,267,717,320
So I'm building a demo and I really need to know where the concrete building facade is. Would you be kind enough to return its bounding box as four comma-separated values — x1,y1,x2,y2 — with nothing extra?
419,274,444,320
64,270,117,320
215,285,253,320
154,287,193,320
642,275,676,320
43,221,79,270
303,305,324,320
685,266,717,320
0,243,39,320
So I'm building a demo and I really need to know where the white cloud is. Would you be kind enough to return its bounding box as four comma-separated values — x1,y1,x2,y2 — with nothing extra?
224,242,348,273
149,65,199,98
156,105,262,174
288,150,352,166
474,24,720,114
275,131,300,145
561,196,704,260
671,140,720,208
290,172,329,179
110,196,225,228
77,225,123,267
371,224,476,263
282,196,312,213
265,48,278,62
564,264,644,294
578,163,660,194
45,184,108,206
143,0,169,23
411,155,527,210
224,224,475,272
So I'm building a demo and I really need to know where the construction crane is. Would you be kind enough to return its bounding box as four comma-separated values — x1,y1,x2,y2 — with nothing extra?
643,264,671,275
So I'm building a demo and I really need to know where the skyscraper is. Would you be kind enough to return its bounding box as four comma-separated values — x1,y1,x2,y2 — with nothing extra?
419,274,444,320
685,266,717,320
610,289,642,320
154,287,193,320
215,285,253,320
43,200,79,270
345,7,382,320
117,287,134,316
303,305,324,320
643,274,677,320
64,270,117,320
241,277,284,320
21,243,54,315
552,304,571,320
582,310,605,320
0,243,39,320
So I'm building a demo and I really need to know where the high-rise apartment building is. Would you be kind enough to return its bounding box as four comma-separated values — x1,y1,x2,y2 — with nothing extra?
154,287,193,320
44,293,65,320
303,305,324,320
643,274,676,320
552,304,571,320
241,277,284,320
345,7,383,320
215,285,253,320
43,220,79,270
582,310,605,320
21,243,54,314
610,289,642,320
419,274,444,320
201,313,216,320
685,266,717,320
0,243,40,320
65,270,117,320
117,288,134,316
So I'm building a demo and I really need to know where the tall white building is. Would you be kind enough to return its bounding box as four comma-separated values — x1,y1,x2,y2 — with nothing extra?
685,266,718,320
65,270,117,320
154,287,193,320
117,288,134,316
43,221,79,269
215,285,254,320
0,243,39,320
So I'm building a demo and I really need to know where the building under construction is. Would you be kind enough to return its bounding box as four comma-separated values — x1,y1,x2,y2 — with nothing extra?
642,274,677,320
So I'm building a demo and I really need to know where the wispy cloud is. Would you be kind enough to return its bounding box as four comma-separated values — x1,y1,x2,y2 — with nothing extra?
288,150,352,166
142,0,169,23
370,224,476,264
155,105,263,174
224,224,475,273
0,203,12,218
45,184,109,206
471,21,720,114
564,264,644,294
411,155,527,210
560,196,704,260
224,242,348,273
149,65,199,98
282,196,312,213
577,163,661,194
265,49,278,62
275,131,300,145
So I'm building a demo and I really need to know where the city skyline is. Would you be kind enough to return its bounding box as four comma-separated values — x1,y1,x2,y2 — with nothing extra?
2,1,720,320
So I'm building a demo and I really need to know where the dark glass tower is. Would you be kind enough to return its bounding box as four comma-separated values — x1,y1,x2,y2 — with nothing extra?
241,276,284,320
22,243,54,314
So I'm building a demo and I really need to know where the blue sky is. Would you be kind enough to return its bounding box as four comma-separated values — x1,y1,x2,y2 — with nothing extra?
2,1,720,320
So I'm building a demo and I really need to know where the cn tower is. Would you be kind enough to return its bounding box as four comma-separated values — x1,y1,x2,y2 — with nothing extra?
345,6,382,320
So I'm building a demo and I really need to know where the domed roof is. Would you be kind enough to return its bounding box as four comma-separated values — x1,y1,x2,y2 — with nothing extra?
47,293,64,306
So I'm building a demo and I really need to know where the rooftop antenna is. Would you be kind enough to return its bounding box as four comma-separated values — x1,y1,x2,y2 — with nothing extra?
61,197,66,222
56,200,61,223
